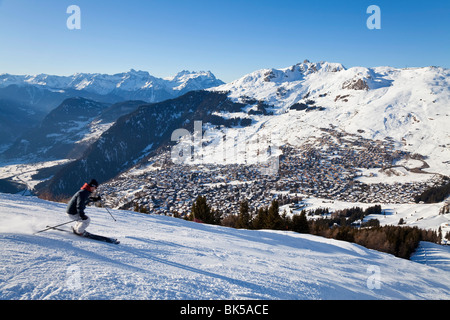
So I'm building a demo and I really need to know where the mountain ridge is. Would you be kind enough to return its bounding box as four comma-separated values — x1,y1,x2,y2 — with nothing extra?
1,60,448,204
40,90,249,196
0,69,224,101
84,61,449,219
209,61,450,175
0,69,224,157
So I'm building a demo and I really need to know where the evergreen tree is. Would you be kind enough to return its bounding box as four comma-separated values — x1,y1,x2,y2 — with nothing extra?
438,227,442,244
292,211,310,234
190,195,220,224
280,210,291,230
236,200,251,229
211,208,222,225
266,200,283,230
414,179,450,203
252,207,269,229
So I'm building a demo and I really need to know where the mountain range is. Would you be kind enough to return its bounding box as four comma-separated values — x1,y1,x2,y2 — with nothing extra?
2,98,145,161
0,69,224,146
0,69,224,100
1,61,449,303
209,60,449,174
1,61,449,199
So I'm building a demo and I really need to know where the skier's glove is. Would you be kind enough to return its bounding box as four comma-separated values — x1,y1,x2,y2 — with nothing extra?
90,196,102,202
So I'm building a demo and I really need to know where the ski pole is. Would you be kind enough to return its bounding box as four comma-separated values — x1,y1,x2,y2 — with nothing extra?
34,219,79,234
100,198,117,222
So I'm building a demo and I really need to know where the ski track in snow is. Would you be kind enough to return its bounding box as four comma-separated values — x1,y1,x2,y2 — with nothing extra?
1,193,450,300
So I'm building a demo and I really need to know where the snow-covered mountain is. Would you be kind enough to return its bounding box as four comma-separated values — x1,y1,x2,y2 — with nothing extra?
1,192,450,300
2,98,147,161
41,90,249,196
0,69,224,103
6,60,445,201
206,60,450,176
2,61,450,302
0,99,46,146
0,69,223,164
67,60,448,229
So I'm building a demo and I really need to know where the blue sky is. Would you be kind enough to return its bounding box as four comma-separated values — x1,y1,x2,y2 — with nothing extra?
0,0,449,82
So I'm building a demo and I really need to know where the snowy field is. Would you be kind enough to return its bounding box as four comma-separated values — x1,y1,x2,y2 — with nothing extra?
0,160,72,191
283,196,450,240
1,193,450,300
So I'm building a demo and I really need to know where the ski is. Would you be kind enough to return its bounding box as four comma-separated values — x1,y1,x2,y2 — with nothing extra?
46,226,120,245
82,231,120,245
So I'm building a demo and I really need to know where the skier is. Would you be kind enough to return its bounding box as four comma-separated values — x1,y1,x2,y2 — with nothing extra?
66,179,102,236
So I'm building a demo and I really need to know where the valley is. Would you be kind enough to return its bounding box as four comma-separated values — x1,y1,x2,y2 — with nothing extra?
1,61,449,238
98,126,448,228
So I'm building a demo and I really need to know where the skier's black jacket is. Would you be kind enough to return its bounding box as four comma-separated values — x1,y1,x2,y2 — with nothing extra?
66,189,93,220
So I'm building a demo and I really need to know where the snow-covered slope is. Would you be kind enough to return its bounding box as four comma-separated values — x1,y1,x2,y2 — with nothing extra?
1,193,450,300
285,196,450,242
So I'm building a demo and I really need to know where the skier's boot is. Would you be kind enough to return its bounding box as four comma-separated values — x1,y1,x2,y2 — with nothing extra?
71,226,86,236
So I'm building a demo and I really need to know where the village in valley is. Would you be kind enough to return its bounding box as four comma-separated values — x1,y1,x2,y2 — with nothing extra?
100,127,444,218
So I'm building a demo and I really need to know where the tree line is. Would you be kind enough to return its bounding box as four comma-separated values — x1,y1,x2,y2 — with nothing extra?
186,196,440,260
415,177,450,203
187,196,310,234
